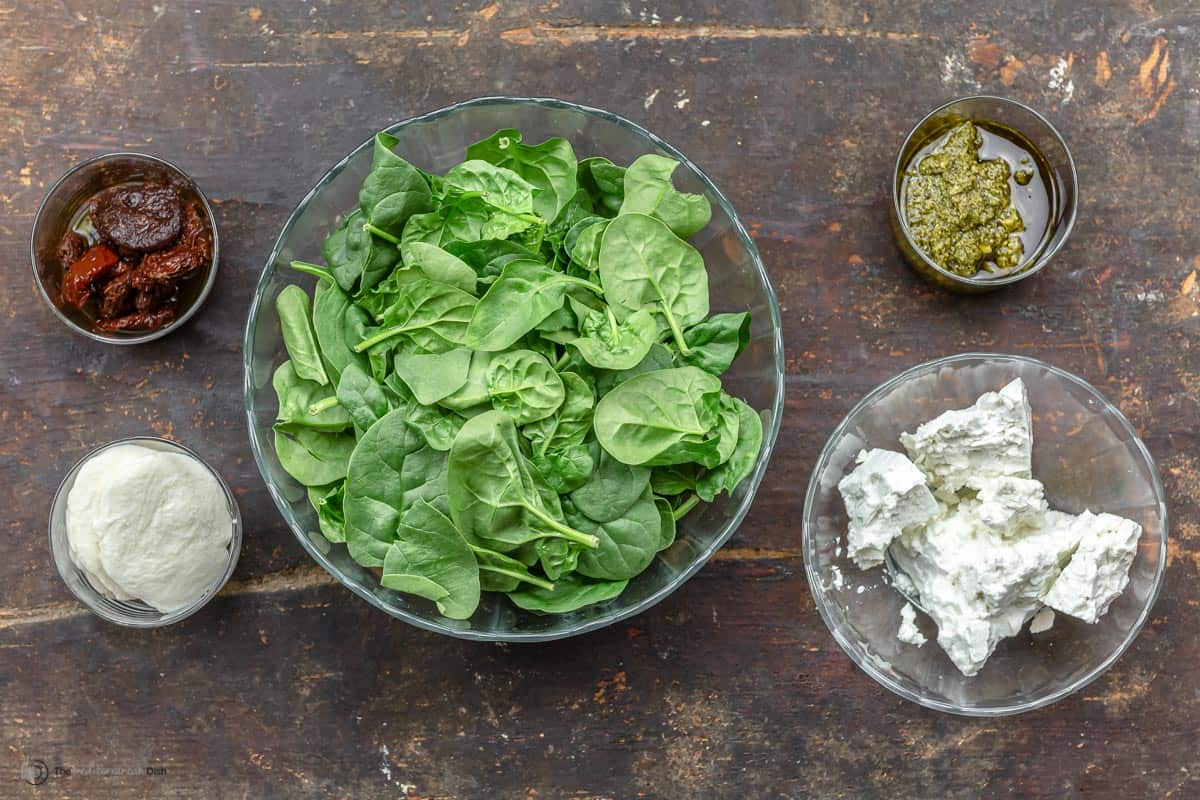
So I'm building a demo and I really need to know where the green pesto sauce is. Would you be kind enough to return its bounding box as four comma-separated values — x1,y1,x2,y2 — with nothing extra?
904,121,1025,277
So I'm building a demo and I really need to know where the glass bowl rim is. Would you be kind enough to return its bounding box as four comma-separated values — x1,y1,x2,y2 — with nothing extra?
48,435,243,628
29,151,222,345
890,95,1080,289
242,95,785,642
801,351,1168,716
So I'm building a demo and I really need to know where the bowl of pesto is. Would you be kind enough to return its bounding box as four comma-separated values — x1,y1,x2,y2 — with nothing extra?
890,96,1078,293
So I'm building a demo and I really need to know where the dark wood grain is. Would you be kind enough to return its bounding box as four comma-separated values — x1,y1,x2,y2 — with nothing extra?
1,1,1198,798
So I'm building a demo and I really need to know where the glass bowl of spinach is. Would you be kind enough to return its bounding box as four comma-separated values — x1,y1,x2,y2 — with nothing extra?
244,97,783,641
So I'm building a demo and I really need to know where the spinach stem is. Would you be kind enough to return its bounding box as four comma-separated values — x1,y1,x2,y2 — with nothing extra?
660,301,692,356
525,505,600,548
605,307,620,340
563,275,604,296
362,222,402,245
307,396,341,415
289,260,336,284
353,327,404,352
478,565,555,592
672,493,701,521
554,351,570,371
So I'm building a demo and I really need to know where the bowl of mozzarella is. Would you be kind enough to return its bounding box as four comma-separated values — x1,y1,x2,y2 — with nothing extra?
802,353,1167,716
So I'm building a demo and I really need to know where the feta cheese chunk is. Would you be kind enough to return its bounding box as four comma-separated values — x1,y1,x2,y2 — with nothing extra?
838,449,939,569
890,505,1081,676
967,475,1047,535
897,602,926,647
1029,607,1055,634
900,378,1033,494
1043,511,1141,623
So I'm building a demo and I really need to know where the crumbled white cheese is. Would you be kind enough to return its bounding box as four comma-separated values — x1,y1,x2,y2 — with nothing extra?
830,565,845,590
967,475,1047,535
839,379,1143,677
897,602,926,647
1029,607,1055,634
900,379,1032,495
890,504,1080,676
67,444,233,613
1043,511,1141,623
889,568,918,598
838,449,939,569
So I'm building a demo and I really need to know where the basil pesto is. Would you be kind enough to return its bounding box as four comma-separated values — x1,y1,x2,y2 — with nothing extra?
903,121,1025,277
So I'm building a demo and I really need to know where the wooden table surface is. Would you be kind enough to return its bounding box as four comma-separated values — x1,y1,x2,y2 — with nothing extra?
2,2,1198,798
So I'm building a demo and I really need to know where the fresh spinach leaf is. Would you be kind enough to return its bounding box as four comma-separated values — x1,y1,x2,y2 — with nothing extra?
311,279,370,383
567,219,608,272
276,285,329,385
654,496,676,551
534,537,581,582
472,544,555,592
570,486,661,581
446,410,599,552
308,483,347,543
401,241,478,295
523,372,594,456
443,160,538,220
435,350,493,413
273,360,351,433
343,408,447,568
619,153,711,238
358,132,434,237
650,463,703,496
381,499,480,620
335,361,396,435
593,366,724,466
569,304,657,371
697,397,763,501
679,312,751,375
594,342,678,397
465,260,602,352
392,348,472,405
274,428,356,487
484,350,565,425
530,441,594,495
597,213,709,353
467,128,578,222
578,157,625,216
353,275,475,354
323,208,399,294
507,574,628,614
384,375,466,451
445,238,536,283
569,443,652,523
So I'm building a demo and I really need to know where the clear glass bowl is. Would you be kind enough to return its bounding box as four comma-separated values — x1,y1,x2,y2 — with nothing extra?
803,353,1167,715
889,96,1078,294
49,437,242,627
30,153,220,344
243,97,784,641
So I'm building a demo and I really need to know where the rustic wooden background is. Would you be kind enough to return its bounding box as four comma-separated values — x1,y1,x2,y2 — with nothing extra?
2,1,1198,798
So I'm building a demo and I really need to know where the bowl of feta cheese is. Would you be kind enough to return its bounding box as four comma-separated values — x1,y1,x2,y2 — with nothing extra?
802,353,1167,715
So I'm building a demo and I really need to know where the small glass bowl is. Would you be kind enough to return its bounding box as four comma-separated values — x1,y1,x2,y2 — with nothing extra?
890,96,1078,293
243,96,784,641
30,152,221,344
49,437,242,627
802,353,1167,716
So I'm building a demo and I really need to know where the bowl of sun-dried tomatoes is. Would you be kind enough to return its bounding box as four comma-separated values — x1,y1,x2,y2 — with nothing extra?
30,153,219,343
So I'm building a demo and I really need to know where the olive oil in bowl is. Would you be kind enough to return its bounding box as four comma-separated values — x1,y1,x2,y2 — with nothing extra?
900,120,1056,280
889,96,1077,293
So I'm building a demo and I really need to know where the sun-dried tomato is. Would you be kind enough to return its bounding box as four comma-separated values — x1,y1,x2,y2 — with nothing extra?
61,244,119,308
133,203,212,289
94,302,179,333
91,182,182,252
